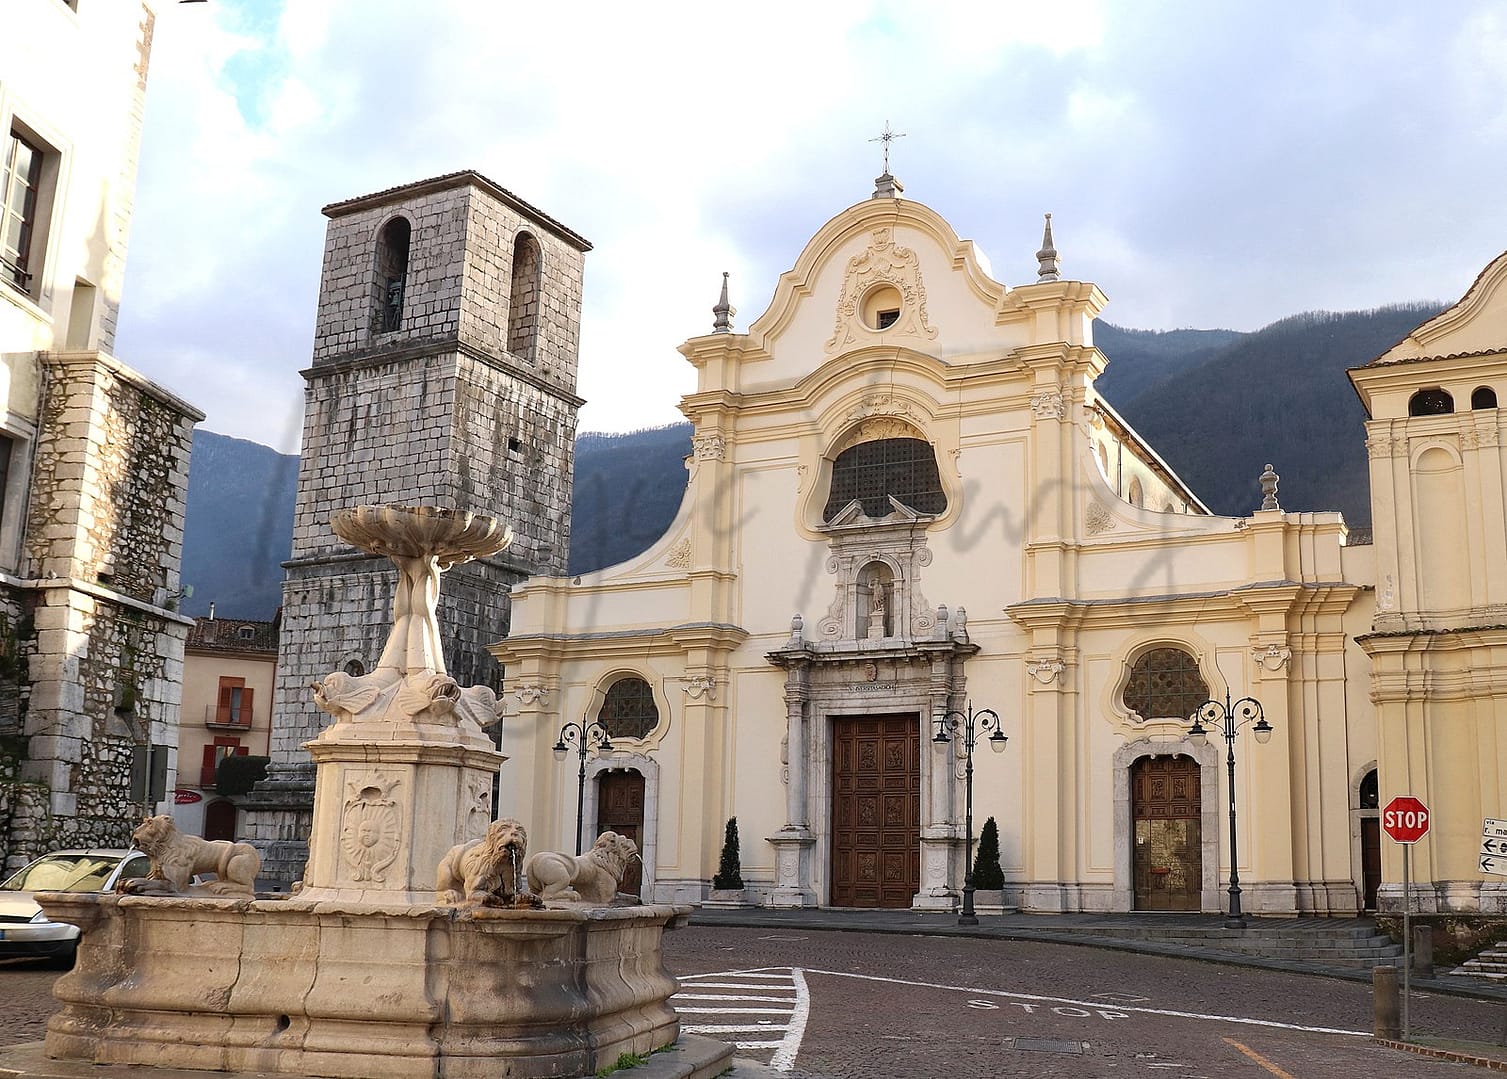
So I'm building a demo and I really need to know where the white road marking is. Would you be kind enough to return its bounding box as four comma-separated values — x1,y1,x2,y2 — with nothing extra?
769,968,810,1072
675,967,811,1072
676,1006,794,1014
798,969,1368,1037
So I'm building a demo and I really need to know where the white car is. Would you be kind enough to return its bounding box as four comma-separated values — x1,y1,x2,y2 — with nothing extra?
0,849,153,962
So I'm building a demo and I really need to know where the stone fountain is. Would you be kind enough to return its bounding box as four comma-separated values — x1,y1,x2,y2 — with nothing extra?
18,507,705,1079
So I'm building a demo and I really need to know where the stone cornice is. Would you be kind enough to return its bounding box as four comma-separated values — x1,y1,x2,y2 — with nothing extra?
301,338,586,408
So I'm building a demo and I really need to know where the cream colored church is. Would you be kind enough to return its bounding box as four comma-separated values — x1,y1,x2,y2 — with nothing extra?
494,172,1507,917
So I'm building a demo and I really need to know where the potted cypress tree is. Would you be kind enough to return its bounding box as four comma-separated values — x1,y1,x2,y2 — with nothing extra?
971,816,1006,913
704,817,751,907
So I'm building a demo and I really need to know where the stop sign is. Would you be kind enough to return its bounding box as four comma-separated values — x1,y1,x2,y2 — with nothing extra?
1382,796,1430,843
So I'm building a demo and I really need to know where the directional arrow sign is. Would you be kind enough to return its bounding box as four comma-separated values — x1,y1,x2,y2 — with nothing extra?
1484,838,1507,856
1486,818,1507,839
1483,855,1506,877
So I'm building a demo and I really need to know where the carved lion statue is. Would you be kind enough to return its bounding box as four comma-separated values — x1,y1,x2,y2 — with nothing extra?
525,830,639,905
436,817,534,907
120,814,260,896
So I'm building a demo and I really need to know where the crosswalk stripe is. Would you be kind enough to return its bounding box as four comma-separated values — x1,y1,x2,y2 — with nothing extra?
676,1006,794,1015
675,993,798,1003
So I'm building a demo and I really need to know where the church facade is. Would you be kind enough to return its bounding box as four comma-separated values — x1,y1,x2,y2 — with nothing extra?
493,175,1459,916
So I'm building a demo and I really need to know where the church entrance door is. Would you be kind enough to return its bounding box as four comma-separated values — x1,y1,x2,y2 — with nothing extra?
597,770,645,898
830,714,920,908
1131,755,1201,911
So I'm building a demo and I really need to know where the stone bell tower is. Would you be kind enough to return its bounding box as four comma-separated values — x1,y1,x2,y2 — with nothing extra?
242,171,590,885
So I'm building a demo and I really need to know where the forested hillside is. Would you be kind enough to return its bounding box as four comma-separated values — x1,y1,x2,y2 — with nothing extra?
181,304,1445,618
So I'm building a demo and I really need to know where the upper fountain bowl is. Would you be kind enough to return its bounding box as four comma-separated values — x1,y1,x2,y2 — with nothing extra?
331,505,514,567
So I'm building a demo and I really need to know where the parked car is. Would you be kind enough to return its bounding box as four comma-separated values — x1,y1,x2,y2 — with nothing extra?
0,849,152,963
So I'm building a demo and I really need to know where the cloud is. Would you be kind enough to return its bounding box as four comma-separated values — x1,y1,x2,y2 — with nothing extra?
111,0,1507,449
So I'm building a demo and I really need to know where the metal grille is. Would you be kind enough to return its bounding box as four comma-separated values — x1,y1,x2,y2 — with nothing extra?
1123,647,1208,721
823,438,946,521
599,676,658,740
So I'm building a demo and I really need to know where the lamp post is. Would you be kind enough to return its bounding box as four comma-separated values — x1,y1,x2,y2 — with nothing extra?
552,718,614,855
1187,691,1273,929
932,702,1007,926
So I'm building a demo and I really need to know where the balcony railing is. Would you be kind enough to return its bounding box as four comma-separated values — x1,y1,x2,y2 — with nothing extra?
204,704,252,730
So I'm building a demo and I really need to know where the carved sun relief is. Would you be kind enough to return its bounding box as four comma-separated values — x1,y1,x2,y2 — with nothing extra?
825,228,939,354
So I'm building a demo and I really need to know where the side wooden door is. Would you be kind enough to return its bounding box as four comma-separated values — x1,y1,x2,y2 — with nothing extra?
597,770,645,898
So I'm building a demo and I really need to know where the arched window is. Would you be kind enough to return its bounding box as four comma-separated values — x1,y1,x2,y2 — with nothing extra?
1358,768,1379,809
508,232,541,361
1123,647,1209,722
1409,388,1454,416
1472,386,1498,410
823,437,946,521
373,216,411,333
1127,477,1145,508
599,675,659,740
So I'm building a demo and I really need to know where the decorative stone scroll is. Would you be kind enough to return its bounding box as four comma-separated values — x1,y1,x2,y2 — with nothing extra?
665,537,692,569
1030,389,1066,420
825,227,939,354
693,433,727,461
1026,657,1065,685
683,674,717,700
1251,644,1293,673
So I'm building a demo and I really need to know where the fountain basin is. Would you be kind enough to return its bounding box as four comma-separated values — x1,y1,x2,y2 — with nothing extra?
40,893,689,1079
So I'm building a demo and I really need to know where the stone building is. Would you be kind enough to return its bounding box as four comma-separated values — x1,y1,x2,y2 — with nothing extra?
491,173,1507,916
0,0,203,870
243,172,590,885
173,610,279,841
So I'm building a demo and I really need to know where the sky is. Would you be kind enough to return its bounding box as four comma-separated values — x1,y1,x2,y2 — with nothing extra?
112,1,1507,454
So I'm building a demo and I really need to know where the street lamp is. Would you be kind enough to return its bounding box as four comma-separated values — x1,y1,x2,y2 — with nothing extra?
1187,691,1273,929
932,702,1007,926
552,718,614,855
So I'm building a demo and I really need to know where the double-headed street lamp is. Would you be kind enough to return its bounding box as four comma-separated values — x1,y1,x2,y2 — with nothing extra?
553,718,614,855
933,702,1007,926
1188,691,1273,929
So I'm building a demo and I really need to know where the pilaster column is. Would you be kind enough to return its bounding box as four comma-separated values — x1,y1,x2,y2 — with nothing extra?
915,651,960,909
768,660,816,908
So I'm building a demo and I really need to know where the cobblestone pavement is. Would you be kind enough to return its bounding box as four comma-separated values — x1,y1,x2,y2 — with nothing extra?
663,927,1507,1077
1,957,68,1045
8,935,1502,1077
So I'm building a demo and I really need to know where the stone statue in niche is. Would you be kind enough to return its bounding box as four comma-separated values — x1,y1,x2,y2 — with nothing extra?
117,815,260,896
525,831,640,905
867,583,887,639
435,817,540,908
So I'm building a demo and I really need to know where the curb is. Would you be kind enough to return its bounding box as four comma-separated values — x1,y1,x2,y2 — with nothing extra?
1376,1038,1507,1071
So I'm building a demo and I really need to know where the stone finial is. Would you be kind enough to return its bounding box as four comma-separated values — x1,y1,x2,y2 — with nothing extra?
712,272,735,334
873,172,905,199
789,613,805,645
1259,463,1281,511
934,604,950,641
953,606,969,644
1036,213,1060,282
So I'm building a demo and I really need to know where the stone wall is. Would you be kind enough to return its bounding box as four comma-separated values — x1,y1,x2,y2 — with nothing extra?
0,351,199,872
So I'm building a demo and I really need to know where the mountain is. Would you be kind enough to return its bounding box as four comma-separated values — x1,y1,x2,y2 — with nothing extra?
1105,304,1444,524
568,425,693,575
179,431,298,619
180,304,1447,617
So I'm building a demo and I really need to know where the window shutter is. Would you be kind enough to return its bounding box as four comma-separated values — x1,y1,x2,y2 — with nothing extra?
217,682,233,725
240,687,254,726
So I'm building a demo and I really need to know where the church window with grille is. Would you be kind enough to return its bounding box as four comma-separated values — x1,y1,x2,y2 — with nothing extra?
1123,647,1209,722
823,437,946,521
1472,386,1498,410
1409,388,1454,416
599,676,658,740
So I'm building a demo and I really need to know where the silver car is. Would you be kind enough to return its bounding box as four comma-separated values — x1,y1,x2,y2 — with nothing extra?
0,849,152,962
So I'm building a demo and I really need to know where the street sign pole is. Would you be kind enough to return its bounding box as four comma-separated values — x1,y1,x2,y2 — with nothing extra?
1402,842,1410,1042
1381,794,1430,1045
